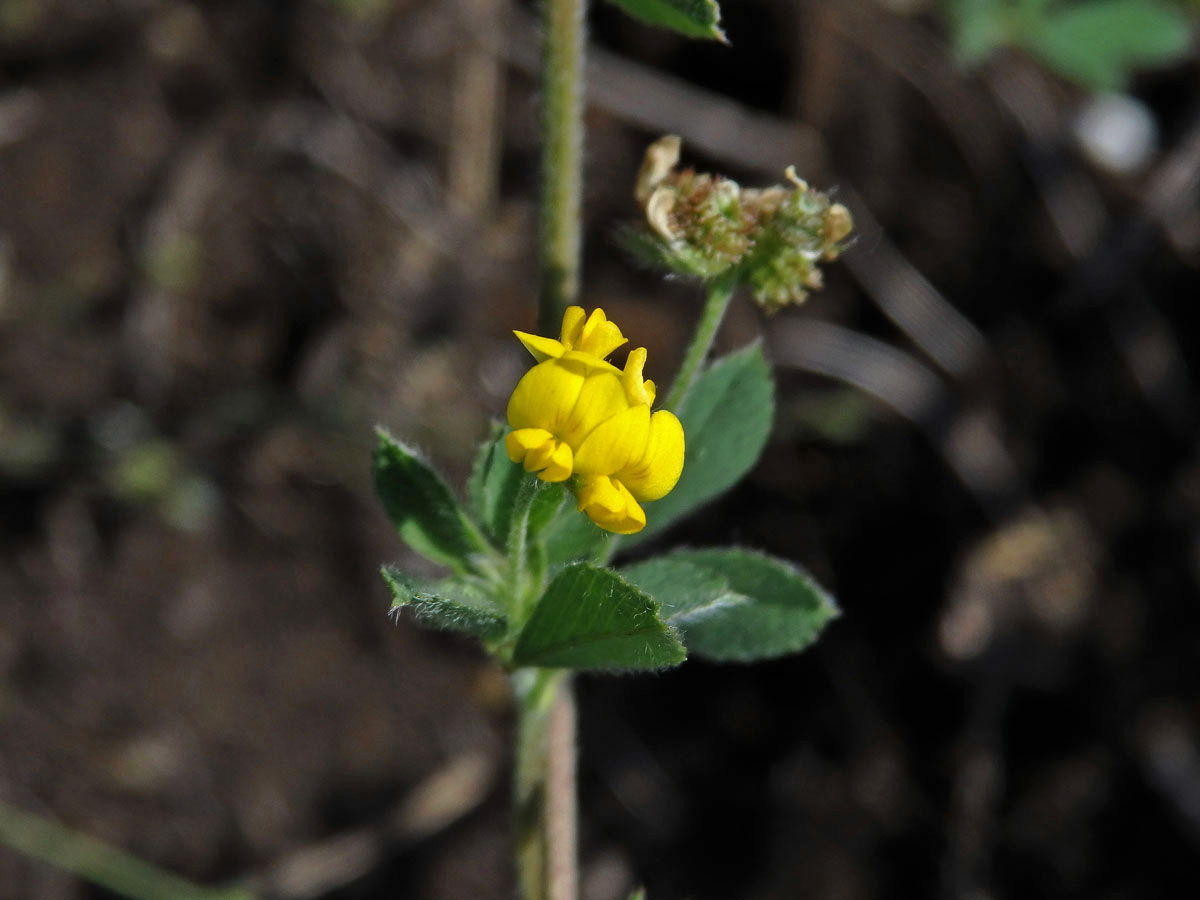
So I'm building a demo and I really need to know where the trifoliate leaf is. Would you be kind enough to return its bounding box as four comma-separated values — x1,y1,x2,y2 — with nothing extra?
373,428,490,573
512,564,687,670
604,0,727,42
381,567,507,639
623,550,838,662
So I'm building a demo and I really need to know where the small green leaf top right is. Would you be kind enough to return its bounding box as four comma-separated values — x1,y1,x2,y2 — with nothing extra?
605,0,728,43
947,0,1194,92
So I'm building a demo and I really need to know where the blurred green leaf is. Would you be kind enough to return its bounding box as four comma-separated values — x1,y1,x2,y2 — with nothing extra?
944,0,1194,89
512,564,686,669
948,0,1013,62
373,428,491,573
623,549,838,662
604,0,727,42
1024,0,1192,90
631,343,774,543
107,440,180,502
381,567,507,639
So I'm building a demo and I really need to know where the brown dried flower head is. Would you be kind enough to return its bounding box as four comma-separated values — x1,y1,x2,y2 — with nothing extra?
628,135,854,312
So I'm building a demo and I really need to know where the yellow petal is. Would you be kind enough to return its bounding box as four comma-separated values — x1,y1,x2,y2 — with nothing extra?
507,358,586,433
573,308,627,359
558,367,630,449
559,306,587,346
539,439,574,482
506,427,554,463
559,349,620,374
621,347,655,407
618,409,684,501
523,437,557,473
514,331,567,362
575,475,646,534
573,404,651,477
505,428,573,482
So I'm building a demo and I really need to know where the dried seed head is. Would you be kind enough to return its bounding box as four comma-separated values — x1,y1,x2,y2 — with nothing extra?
625,137,854,310
635,134,682,206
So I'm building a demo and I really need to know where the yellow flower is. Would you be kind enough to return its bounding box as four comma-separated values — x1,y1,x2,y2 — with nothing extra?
505,307,685,534
513,306,628,362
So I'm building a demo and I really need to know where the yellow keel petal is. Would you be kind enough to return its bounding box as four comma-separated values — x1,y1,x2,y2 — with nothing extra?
575,475,646,534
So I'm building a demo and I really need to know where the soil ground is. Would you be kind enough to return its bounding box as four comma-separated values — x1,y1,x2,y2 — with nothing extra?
2,1,1199,898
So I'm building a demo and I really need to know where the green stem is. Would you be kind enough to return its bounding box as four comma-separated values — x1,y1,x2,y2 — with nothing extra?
506,477,553,624
663,272,739,412
520,0,586,895
538,0,587,335
0,800,251,900
513,669,577,900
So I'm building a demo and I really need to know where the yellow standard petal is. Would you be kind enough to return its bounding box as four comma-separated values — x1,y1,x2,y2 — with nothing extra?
575,475,647,534
507,357,587,435
615,409,685,501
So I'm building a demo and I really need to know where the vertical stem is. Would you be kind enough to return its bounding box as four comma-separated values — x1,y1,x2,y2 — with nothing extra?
522,1,585,896
546,676,578,900
513,669,577,900
538,0,587,335
663,272,739,413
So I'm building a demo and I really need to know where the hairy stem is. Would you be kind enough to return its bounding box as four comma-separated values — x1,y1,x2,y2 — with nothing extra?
520,0,586,895
663,272,739,412
538,0,587,335
513,669,577,900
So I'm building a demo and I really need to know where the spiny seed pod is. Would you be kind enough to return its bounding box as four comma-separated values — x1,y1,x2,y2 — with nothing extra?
626,136,854,312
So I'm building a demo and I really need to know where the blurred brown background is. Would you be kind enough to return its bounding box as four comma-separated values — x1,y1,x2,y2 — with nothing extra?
2,0,1200,898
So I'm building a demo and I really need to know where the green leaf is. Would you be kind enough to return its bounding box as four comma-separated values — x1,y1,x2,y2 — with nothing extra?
512,564,687,670
948,0,1012,63
623,549,838,662
543,505,612,569
382,566,507,639
1023,0,1192,90
373,427,490,572
604,0,728,42
467,425,592,573
467,423,526,545
633,343,774,543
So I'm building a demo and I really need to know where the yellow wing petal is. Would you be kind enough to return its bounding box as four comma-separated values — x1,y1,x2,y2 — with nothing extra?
618,409,684,501
558,368,631,450
573,404,651,477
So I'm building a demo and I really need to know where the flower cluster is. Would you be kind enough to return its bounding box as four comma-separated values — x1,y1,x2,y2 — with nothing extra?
627,135,854,312
505,307,684,534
